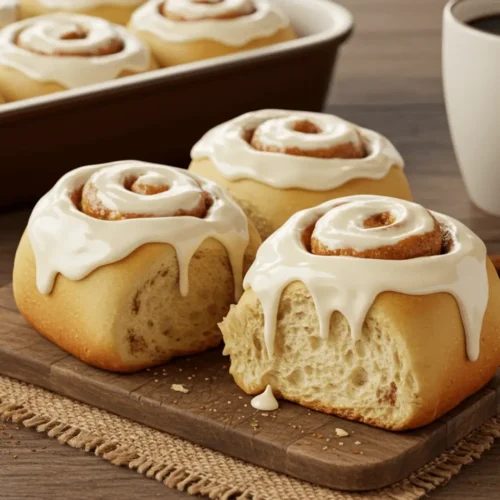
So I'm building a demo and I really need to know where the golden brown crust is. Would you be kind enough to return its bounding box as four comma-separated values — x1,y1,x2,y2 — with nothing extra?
13,220,261,372
127,23,296,67
0,58,158,102
222,260,500,430
189,158,414,240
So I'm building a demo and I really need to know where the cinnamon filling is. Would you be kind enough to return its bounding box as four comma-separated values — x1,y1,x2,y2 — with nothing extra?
307,210,450,260
248,120,367,159
363,211,396,229
160,0,256,21
73,180,210,221
16,27,124,57
440,223,456,254
291,119,322,135
125,175,170,196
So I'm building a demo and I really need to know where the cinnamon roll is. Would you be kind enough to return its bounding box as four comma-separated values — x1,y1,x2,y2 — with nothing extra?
128,0,295,67
0,14,157,102
19,0,145,25
190,110,413,239
0,0,19,28
13,160,261,372
220,195,500,430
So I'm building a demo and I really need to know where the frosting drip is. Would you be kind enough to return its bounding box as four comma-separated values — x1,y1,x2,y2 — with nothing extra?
130,0,290,46
38,0,144,9
28,160,250,299
244,195,489,361
0,0,18,29
191,109,405,190
0,14,150,88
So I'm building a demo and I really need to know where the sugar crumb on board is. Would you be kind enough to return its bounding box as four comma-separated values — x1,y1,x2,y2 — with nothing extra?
171,383,189,394
335,428,349,438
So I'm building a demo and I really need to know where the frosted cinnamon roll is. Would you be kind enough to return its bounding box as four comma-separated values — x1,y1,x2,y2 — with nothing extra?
220,195,500,430
128,0,295,67
0,14,156,102
19,0,145,25
0,0,19,28
13,160,261,372
190,109,413,239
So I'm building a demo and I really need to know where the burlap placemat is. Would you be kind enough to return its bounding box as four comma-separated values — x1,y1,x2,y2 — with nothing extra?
0,375,499,500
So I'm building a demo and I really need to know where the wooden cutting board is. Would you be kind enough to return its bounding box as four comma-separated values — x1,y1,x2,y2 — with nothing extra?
0,284,499,492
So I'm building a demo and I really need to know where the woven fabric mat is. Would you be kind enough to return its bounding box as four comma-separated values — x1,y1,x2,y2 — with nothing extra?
0,375,499,500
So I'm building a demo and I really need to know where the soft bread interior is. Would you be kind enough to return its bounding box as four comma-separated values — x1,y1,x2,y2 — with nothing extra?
220,266,500,430
221,283,419,429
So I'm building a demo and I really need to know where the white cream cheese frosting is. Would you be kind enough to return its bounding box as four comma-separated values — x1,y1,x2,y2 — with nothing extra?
130,0,290,46
191,109,405,191
311,197,436,252
167,0,255,20
251,385,279,411
0,14,150,88
27,160,250,299
244,195,489,362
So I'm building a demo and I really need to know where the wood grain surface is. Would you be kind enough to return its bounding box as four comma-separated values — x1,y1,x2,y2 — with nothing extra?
1,0,500,498
1,285,499,492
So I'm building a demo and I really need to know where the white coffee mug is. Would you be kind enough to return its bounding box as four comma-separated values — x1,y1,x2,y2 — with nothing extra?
443,0,500,216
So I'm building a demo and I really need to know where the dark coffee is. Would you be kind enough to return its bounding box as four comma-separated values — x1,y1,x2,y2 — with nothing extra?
468,14,500,35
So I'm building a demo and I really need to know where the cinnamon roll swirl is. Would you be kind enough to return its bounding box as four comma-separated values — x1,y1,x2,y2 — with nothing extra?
220,195,500,430
128,0,295,66
19,0,145,25
13,160,261,372
0,14,156,102
190,109,413,239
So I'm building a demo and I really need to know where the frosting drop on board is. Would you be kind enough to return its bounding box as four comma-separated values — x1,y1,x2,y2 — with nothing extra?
191,109,404,190
244,195,489,362
27,160,250,300
251,385,279,411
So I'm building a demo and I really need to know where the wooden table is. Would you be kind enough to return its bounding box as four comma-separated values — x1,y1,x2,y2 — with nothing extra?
1,0,499,498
